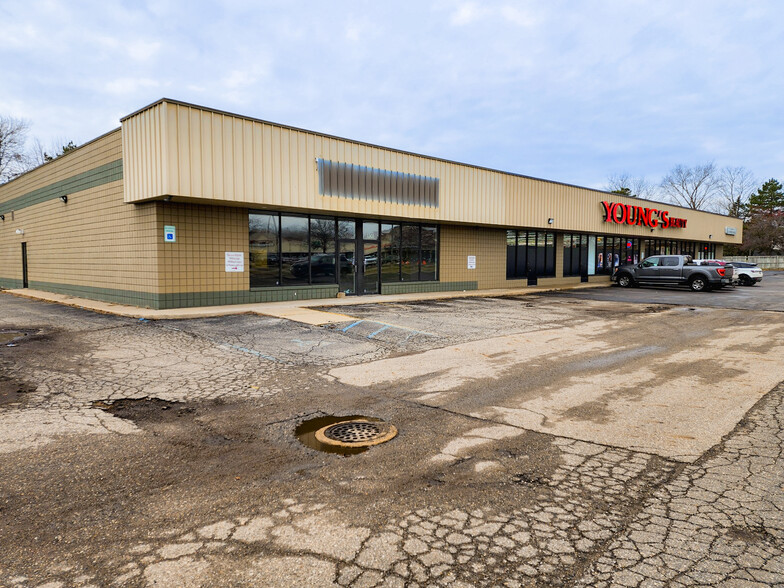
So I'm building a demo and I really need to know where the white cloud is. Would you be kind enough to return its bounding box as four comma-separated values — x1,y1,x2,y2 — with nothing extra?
450,2,484,26
104,78,161,96
0,0,782,187
126,40,162,62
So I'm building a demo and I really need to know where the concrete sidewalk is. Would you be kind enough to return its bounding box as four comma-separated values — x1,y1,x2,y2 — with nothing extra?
2,282,606,325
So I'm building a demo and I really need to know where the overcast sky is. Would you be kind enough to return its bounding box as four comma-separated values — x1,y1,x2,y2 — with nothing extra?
2,1,782,191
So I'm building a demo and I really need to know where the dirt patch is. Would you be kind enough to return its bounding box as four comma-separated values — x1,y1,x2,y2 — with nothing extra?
0,375,37,407
726,525,776,544
93,397,195,424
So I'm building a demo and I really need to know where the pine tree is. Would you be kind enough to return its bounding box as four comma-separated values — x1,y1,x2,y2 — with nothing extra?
748,179,784,216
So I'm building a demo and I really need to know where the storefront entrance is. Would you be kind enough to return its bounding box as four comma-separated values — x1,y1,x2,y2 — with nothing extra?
337,220,380,295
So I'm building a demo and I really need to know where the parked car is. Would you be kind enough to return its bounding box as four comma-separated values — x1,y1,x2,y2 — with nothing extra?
726,261,763,286
693,259,763,287
612,255,733,292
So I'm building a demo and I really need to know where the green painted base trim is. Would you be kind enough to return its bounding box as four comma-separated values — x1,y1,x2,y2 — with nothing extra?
0,277,24,289
171,285,341,309
0,159,123,215
28,281,160,308
25,281,340,310
380,280,477,295
13,280,484,310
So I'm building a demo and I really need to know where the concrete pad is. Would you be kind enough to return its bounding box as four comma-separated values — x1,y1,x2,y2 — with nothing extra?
329,322,611,396
329,314,784,462
256,306,356,325
2,281,606,321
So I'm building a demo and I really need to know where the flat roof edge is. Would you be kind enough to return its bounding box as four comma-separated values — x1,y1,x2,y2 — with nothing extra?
0,127,122,189
120,98,739,222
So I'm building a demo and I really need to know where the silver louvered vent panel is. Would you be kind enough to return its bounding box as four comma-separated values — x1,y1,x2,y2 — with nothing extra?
317,159,439,208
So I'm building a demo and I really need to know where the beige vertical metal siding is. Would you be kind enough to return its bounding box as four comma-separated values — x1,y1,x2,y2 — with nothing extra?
121,100,743,245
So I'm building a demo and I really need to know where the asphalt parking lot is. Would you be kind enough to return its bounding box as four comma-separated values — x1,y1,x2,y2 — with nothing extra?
1,274,783,587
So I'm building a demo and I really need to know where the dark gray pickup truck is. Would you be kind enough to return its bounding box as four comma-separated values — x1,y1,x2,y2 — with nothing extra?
611,254,733,292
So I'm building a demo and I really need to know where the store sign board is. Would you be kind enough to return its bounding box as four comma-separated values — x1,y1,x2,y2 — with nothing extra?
601,201,687,229
225,252,244,272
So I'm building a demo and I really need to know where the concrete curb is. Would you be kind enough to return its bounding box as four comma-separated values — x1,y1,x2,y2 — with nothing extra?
1,282,608,324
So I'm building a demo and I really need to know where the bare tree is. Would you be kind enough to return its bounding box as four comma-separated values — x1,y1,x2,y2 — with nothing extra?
659,162,718,211
29,138,79,168
310,219,336,253
606,173,657,200
716,166,756,218
0,115,30,184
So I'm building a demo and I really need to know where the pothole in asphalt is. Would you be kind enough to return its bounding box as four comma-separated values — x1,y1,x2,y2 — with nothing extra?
295,415,397,456
0,375,36,406
93,397,194,424
0,331,25,346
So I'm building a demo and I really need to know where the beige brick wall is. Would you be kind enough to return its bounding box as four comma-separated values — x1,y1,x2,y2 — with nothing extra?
440,225,584,289
156,203,249,294
7,182,158,291
0,131,160,299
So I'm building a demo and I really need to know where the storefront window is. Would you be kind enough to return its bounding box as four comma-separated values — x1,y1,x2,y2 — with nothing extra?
420,226,438,281
280,215,309,285
401,225,420,282
381,224,401,283
506,230,555,280
251,212,437,288
250,213,280,287
506,230,517,279
563,233,588,277
309,217,336,285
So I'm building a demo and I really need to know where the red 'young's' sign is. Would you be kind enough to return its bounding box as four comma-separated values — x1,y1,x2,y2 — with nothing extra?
601,201,687,229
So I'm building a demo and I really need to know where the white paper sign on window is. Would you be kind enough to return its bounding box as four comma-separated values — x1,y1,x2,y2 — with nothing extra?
467,255,476,270
225,252,244,272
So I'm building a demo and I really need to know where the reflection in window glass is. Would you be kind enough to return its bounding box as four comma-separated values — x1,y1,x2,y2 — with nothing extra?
420,226,438,281
249,213,438,288
363,222,379,241
381,224,401,283
401,225,420,282
280,216,309,285
310,217,336,284
250,213,280,287
338,220,356,240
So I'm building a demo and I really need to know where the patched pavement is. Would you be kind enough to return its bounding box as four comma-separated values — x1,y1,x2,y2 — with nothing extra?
1,276,783,587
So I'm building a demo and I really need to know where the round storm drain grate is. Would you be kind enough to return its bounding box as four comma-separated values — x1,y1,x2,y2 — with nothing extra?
314,419,397,448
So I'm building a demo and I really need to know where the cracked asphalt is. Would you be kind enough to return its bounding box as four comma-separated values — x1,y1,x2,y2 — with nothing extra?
0,276,783,587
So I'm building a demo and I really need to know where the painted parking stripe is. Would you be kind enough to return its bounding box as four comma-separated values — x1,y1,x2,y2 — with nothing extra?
367,325,390,339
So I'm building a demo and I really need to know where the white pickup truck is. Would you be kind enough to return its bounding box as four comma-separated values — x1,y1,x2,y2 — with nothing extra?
612,254,734,292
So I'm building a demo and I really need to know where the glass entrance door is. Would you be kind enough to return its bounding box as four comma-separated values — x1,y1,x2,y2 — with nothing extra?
337,219,383,295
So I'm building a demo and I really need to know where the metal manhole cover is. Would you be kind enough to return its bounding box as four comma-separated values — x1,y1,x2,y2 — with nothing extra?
314,419,397,448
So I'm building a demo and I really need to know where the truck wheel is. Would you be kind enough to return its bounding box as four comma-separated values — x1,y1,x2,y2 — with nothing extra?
617,274,633,288
689,276,707,292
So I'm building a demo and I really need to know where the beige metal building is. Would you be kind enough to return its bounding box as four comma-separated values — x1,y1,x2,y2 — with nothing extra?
0,99,743,309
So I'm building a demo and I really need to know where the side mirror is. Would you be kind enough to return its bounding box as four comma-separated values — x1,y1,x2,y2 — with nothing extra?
638,264,643,268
